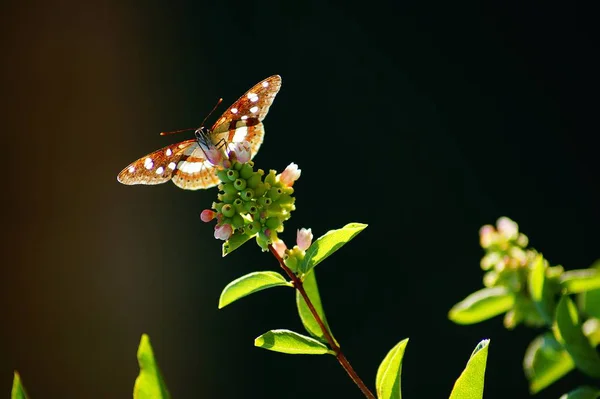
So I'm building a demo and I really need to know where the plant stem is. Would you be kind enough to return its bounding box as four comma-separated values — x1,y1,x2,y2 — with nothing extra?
268,244,376,399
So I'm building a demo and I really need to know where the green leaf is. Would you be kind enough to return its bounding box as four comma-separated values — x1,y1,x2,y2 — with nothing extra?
449,339,490,399
296,269,337,345
219,271,292,309
523,332,574,393
222,233,253,256
254,329,333,355
300,223,367,274
554,296,600,378
528,254,556,325
581,289,600,319
448,287,515,324
559,386,600,399
134,334,171,399
375,338,409,399
561,269,600,293
11,372,28,399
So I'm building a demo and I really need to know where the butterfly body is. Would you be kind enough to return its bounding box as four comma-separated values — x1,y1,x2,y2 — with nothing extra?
117,75,282,190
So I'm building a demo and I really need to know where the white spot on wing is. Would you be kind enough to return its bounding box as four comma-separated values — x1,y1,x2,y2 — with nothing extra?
168,162,176,170
250,106,258,113
232,126,249,142
156,166,164,174
231,108,238,114
262,81,269,87
128,166,135,173
166,148,172,156
144,158,153,170
241,115,248,120
247,92,259,102
178,161,203,174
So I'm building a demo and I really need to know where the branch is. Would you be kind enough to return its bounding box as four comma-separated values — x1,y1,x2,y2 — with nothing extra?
268,244,376,399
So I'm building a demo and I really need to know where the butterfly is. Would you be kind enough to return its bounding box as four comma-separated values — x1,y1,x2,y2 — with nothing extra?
117,75,282,190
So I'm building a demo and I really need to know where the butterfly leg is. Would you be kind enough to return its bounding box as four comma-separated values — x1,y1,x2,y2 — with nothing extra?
215,138,228,150
214,138,235,157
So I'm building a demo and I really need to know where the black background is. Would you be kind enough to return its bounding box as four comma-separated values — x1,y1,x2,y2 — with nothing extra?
1,0,598,398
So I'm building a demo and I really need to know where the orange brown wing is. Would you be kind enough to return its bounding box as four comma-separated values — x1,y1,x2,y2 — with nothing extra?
117,76,282,190
117,140,197,186
171,145,221,190
210,75,282,157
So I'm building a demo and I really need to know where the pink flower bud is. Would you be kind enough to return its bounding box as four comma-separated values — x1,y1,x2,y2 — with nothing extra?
497,217,518,240
296,228,313,251
214,224,233,240
230,142,252,163
279,163,301,187
479,225,495,248
200,209,216,223
204,147,225,167
221,159,231,169
272,238,288,258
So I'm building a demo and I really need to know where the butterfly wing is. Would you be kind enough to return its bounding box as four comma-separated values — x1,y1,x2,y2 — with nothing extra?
117,75,282,190
117,139,222,190
171,145,221,190
210,75,282,158
117,140,198,185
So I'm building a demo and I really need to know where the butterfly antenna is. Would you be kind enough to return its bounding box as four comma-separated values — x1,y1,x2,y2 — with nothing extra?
160,127,195,136
160,98,223,136
199,97,223,128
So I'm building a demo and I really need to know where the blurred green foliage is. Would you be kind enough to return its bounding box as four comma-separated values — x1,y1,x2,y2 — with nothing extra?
449,217,600,396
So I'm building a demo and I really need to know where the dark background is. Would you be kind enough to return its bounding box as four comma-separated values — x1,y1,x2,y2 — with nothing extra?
1,0,598,398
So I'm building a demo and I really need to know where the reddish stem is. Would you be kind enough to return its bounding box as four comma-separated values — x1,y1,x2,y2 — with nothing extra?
268,244,376,399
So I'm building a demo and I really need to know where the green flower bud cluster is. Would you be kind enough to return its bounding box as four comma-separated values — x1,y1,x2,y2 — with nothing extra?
479,217,563,328
212,160,297,251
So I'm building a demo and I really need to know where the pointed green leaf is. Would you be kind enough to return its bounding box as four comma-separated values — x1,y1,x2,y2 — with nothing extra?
300,223,367,274
449,339,490,399
448,287,515,325
528,254,555,325
375,338,409,399
222,232,253,256
559,386,600,399
523,332,574,393
219,271,292,308
554,296,600,378
254,329,333,355
134,334,171,399
296,269,337,345
561,269,600,293
11,372,28,399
